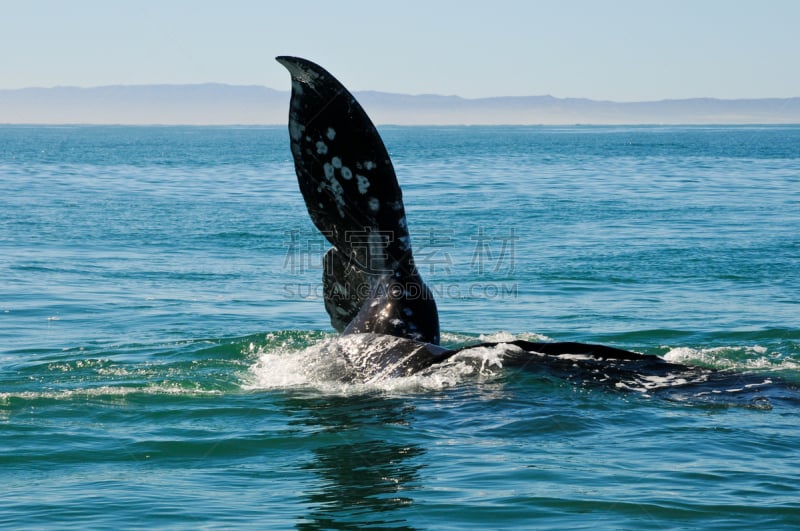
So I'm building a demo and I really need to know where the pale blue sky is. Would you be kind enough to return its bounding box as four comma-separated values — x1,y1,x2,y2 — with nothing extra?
2,0,798,101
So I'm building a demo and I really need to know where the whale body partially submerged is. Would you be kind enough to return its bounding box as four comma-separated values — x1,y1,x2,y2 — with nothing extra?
275,56,792,404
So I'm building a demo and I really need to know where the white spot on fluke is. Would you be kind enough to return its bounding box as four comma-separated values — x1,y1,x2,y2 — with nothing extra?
341,166,352,180
356,174,370,194
328,178,346,218
367,197,380,212
323,163,334,179
316,141,328,155
326,127,336,140
289,121,305,141
332,157,343,169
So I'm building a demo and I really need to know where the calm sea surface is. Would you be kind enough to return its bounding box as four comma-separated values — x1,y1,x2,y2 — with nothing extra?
1,124,799,529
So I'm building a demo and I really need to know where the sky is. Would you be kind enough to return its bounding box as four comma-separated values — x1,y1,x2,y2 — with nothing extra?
2,0,798,102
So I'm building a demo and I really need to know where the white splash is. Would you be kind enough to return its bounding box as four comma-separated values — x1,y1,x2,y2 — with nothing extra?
663,345,799,371
0,384,224,404
243,334,510,396
477,330,551,342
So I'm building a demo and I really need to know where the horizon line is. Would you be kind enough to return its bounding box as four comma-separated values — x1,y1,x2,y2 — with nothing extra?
2,83,799,105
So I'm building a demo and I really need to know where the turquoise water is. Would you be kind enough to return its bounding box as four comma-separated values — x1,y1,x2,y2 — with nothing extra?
1,124,799,529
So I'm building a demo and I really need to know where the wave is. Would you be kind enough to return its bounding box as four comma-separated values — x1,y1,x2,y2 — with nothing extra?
3,329,798,411
244,330,800,409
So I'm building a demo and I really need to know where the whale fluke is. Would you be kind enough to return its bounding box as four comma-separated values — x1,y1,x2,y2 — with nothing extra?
277,56,439,343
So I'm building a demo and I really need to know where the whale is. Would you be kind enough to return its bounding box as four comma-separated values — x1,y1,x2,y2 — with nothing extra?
275,55,674,376
275,56,788,402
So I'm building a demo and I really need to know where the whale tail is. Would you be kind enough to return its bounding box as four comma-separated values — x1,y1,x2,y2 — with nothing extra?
277,56,439,344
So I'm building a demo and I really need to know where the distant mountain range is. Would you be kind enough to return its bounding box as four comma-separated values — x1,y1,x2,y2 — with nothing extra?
1,83,799,125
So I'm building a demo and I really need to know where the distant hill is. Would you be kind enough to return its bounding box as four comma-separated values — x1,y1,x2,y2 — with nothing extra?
1,84,799,125
0,84,288,125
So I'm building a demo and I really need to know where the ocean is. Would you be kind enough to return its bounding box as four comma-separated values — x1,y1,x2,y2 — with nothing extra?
1,124,799,529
